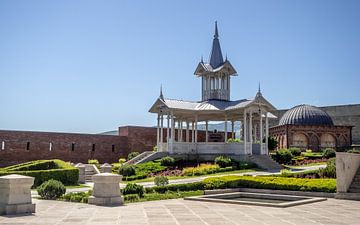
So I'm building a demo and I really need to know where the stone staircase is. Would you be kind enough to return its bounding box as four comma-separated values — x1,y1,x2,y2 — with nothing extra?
247,155,282,171
125,151,169,165
348,167,360,193
85,164,100,182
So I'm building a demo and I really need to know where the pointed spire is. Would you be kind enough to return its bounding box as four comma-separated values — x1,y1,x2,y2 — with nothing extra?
201,55,204,63
256,81,262,98
209,21,224,69
159,85,164,100
214,21,219,38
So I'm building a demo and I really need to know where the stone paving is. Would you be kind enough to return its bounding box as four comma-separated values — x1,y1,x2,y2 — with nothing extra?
1,198,360,225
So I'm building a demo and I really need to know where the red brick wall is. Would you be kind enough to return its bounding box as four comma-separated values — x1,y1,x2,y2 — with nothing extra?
0,130,129,167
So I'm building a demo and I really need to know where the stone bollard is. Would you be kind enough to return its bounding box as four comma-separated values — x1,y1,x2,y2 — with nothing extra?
88,173,123,206
0,174,36,215
101,163,113,173
75,163,86,184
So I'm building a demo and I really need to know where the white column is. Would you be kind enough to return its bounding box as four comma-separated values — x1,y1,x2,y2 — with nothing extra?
249,111,253,154
180,120,183,142
260,110,263,154
195,116,198,143
265,112,269,155
192,121,195,143
160,114,164,144
231,120,234,139
244,110,247,153
167,113,170,143
186,121,189,142
205,120,208,143
177,120,181,141
157,114,160,146
224,116,228,143
171,113,175,144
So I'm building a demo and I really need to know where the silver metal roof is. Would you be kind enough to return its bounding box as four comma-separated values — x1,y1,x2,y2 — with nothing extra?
209,21,224,69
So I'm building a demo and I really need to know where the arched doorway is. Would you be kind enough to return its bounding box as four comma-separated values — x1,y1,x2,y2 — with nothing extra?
320,133,336,148
292,133,308,149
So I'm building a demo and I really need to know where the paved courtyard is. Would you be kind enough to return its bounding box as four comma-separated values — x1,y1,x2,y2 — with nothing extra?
1,198,360,225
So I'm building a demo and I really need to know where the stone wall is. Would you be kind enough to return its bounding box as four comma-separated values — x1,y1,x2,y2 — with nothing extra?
0,130,129,167
270,104,360,144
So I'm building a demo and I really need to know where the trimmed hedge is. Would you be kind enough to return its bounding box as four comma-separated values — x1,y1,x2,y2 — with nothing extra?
145,182,206,194
0,159,78,187
203,176,336,193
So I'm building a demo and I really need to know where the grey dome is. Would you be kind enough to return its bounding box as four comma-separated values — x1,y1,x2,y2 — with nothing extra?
279,104,334,126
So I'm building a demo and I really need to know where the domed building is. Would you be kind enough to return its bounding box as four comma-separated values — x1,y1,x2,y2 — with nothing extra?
269,104,352,151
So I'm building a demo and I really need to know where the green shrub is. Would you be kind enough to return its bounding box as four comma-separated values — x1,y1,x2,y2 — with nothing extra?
301,152,323,159
37,179,66,200
268,136,278,150
124,194,140,202
128,152,140,160
183,164,220,176
62,191,91,203
237,161,257,170
322,148,336,159
145,181,206,194
123,183,144,197
289,147,301,156
154,176,169,186
88,159,99,165
272,149,293,164
160,156,175,167
215,156,232,168
0,159,78,187
203,175,336,193
347,149,360,154
118,158,126,164
319,158,336,178
119,165,136,176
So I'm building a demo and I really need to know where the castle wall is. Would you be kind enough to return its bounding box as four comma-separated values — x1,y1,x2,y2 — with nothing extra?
270,104,360,144
0,130,129,167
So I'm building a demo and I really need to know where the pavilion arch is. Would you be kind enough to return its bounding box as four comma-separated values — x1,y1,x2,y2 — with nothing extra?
309,134,320,151
320,133,336,148
292,133,308,149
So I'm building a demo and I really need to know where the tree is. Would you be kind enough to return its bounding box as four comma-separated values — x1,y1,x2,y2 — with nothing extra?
268,136,278,150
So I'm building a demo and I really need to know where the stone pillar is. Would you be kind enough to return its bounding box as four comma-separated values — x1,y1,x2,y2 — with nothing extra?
157,114,160,146
160,114,164,144
75,163,86,184
195,116,198,143
250,111,253,154
167,114,170,143
101,163,113,173
260,110,263,154
0,174,35,215
88,173,123,206
205,120,208,143
186,121,189,142
265,112,269,154
224,116,228,143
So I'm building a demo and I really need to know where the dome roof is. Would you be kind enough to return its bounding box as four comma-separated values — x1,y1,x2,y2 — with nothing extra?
279,104,334,126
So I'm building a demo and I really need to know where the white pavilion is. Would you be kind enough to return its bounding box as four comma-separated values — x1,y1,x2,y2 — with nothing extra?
149,22,277,156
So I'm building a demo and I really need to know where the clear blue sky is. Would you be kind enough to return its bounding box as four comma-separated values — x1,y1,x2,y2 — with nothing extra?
1,0,359,133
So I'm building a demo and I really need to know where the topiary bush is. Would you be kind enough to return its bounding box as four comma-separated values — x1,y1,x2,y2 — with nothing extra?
289,147,301,156
118,158,126,164
37,179,66,200
322,148,336,159
215,156,232,168
128,152,140,160
124,194,140,202
154,176,169,186
118,165,136,176
123,183,144,197
160,156,175,167
272,149,293,164
319,158,336,178
268,136,278,150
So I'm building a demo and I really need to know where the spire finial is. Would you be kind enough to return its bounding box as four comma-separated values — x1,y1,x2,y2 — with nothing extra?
214,21,219,38
201,55,204,63
225,54,228,62
258,81,261,93
159,85,164,100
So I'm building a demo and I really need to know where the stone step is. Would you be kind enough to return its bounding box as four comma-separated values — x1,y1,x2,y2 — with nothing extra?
348,188,360,193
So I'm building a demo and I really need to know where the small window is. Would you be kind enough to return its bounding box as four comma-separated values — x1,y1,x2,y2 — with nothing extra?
1,141,5,150
49,142,53,151
92,144,95,151
26,142,30,151
112,144,115,152
71,143,75,151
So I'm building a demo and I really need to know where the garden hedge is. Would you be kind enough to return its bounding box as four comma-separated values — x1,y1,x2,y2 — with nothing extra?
203,176,336,193
0,159,79,187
